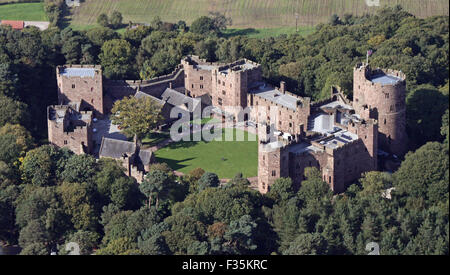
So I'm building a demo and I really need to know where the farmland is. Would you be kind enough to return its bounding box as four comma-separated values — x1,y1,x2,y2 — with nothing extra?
68,0,449,29
0,2,48,21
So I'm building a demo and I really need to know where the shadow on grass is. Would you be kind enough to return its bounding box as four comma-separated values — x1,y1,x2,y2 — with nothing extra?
221,28,259,38
155,156,195,171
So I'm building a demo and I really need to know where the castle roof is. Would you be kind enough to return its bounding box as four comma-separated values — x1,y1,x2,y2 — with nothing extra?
249,84,299,110
99,137,152,166
161,88,201,112
60,67,96,78
370,73,402,85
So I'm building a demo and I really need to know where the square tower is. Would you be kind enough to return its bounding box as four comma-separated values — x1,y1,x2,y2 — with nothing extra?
56,65,104,117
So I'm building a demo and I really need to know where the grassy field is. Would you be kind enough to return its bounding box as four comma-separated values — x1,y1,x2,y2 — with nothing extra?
68,0,449,29
154,128,258,179
0,2,48,21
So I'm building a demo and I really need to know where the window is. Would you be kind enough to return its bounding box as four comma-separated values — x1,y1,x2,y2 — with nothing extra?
91,87,94,92
200,76,203,80
64,140,68,145
390,105,394,111
289,115,292,119
289,123,292,127
384,118,386,125
279,121,281,125
223,82,225,86
218,80,221,84
272,171,276,177
218,98,223,106
222,90,226,95
230,84,232,88
385,93,389,99
72,84,75,89
329,176,331,183
192,84,194,89
200,85,203,89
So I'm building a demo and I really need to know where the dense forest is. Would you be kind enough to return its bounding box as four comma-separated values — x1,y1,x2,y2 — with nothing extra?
0,6,448,255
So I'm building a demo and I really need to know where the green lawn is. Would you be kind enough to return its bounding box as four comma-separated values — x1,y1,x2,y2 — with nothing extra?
154,128,258,179
0,2,48,21
141,132,170,149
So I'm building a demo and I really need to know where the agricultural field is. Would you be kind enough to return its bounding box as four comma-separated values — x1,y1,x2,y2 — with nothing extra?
0,2,48,21
154,128,258,179
68,0,449,29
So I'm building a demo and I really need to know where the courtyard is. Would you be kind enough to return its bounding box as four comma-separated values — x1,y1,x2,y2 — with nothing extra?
154,128,258,179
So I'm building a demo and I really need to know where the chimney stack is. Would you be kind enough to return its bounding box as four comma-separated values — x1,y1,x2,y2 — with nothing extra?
280,81,286,93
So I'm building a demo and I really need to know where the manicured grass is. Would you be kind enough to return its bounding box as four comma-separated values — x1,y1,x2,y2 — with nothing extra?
68,0,448,29
141,132,170,149
0,2,48,21
154,128,258,179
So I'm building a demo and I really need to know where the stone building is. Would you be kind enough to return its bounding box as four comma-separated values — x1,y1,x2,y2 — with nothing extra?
47,57,407,193
47,104,93,155
56,65,104,117
99,137,154,183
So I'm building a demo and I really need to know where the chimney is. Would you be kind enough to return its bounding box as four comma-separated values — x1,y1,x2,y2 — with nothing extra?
280,81,286,93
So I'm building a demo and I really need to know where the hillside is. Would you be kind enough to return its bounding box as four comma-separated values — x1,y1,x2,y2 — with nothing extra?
69,0,449,28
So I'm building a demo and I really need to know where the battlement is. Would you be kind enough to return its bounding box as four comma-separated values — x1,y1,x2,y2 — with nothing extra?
57,65,102,78
354,63,406,88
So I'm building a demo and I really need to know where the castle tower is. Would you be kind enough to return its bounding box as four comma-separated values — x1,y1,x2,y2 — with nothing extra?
56,65,104,117
353,63,408,156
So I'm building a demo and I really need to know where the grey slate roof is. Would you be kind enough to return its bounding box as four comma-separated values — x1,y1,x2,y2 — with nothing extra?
134,90,165,105
370,74,402,85
60,68,96,78
99,137,152,165
249,85,299,110
161,88,201,112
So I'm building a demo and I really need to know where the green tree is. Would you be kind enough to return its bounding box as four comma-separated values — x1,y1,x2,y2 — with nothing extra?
190,16,216,35
140,170,172,209
97,13,109,28
60,154,96,184
99,39,135,79
110,11,123,29
0,95,28,128
110,96,163,143
197,172,220,191
283,233,328,255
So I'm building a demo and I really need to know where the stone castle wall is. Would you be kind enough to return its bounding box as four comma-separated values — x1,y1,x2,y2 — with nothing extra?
56,65,104,116
353,63,407,156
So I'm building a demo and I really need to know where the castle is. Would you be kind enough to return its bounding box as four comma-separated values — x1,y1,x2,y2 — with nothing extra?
48,56,407,192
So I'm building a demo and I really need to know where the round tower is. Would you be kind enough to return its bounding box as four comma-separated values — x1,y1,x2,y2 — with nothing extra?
353,63,408,156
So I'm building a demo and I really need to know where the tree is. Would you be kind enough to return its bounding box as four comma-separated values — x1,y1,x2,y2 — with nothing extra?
266,177,295,203
393,142,449,209
140,170,172,209
95,237,140,255
190,16,216,35
99,39,135,79
110,96,163,143
283,233,328,255
197,172,220,191
441,109,449,146
406,85,449,148
60,154,97,184
110,11,123,29
0,95,28,128
63,230,100,255
223,215,258,254
209,12,232,32
57,182,97,231
97,13,109,28
0,124,34,152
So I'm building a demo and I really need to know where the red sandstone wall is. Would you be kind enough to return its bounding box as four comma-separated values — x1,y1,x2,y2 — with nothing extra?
57,66,104,116
353,64,408,156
